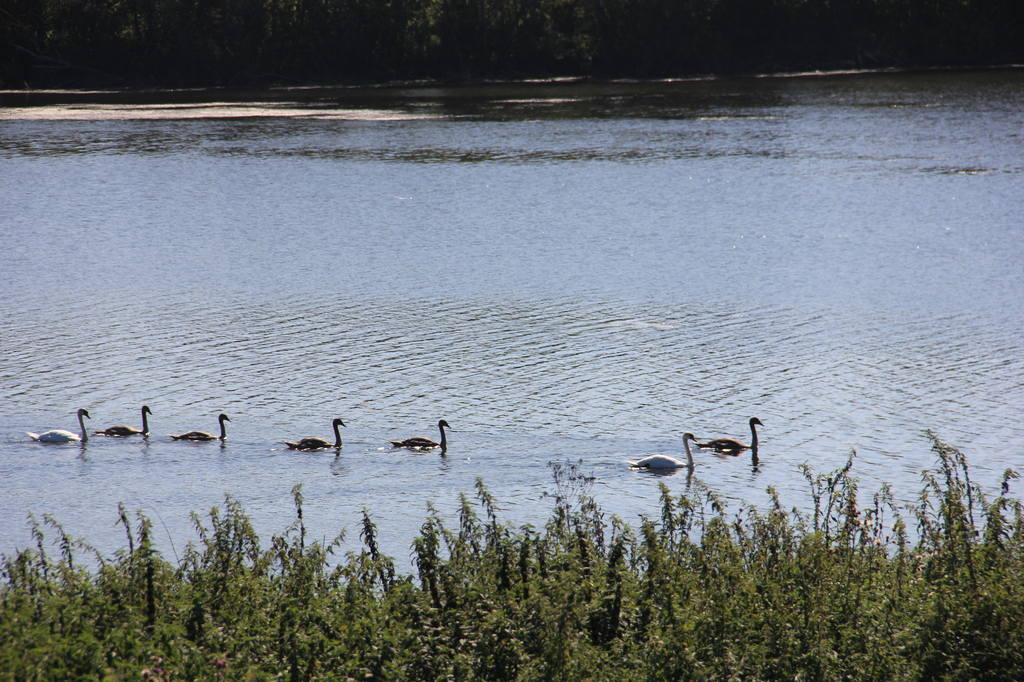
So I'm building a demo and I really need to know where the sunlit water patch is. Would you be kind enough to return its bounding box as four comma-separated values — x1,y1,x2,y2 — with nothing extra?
0,100,452,122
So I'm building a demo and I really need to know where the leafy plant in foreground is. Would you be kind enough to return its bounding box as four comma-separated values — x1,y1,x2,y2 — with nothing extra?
1,435,1022,679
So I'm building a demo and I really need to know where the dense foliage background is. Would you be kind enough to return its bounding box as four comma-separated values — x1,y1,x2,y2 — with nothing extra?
2,0,1022,87
2,437,1023,678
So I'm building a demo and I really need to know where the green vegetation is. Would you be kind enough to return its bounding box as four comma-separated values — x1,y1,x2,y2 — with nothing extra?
2,0,1022,88
2,434,1023,679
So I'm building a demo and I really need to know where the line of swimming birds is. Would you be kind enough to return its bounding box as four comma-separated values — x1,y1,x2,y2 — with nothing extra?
26,407,763,469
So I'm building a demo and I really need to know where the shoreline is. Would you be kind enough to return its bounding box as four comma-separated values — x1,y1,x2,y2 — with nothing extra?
2,63,1021,107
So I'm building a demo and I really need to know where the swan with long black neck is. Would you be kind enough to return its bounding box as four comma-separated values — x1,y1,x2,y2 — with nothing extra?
95,405,152,437
697,417,762,458
390,419,451,452
170,413,230,441
286,418,345,450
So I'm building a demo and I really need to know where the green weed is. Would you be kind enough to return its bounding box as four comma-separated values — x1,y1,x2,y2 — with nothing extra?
2,436,1022,679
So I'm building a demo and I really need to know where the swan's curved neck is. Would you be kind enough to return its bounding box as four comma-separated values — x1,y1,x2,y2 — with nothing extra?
141,408,150,435
682,436,694,468
750,421,759,463
438,424,447,450
79,412,88,442
219,418,228,440
333,421,343,448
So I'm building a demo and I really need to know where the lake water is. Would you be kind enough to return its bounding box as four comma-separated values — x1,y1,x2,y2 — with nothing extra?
2,69,1023,567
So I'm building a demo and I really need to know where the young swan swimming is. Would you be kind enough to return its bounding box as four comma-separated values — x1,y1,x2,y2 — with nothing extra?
27,408,91,444
285,418,345,450
170,413,230,441
697,417,763,455
629,433,697,470
95,405,152,437
390,419,451,452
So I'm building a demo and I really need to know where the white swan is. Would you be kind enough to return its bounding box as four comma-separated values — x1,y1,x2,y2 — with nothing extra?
390,419,451,452
95,405,152,437
170,413,230,441
27,408,91,443
286,418,345,450
629,433,697,470
697,417,762,457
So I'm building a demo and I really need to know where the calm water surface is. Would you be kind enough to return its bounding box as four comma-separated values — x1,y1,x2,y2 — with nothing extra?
2,70,1023,566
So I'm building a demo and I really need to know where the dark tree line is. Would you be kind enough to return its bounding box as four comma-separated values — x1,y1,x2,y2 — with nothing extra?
1,0,1022,88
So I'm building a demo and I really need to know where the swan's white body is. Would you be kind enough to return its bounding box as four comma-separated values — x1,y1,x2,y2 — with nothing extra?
629,433,696,470
629,454,688,469
28,409,90,443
